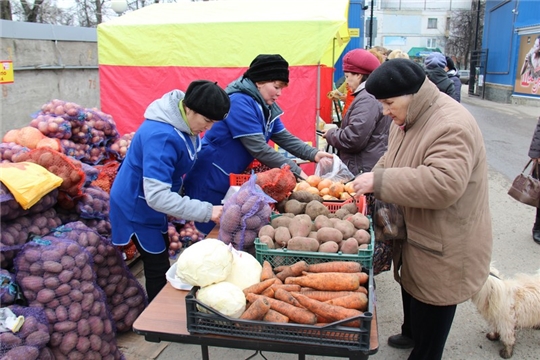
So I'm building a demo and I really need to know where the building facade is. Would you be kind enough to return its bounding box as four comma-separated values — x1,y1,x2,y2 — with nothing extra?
482,0,540,106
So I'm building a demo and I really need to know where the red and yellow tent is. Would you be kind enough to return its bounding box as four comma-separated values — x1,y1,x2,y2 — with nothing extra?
97,0,350,154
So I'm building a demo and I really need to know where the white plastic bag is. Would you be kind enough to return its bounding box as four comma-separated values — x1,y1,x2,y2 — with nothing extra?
314,154,355,182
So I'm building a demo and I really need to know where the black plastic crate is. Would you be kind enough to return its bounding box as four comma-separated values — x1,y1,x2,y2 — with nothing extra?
186,267,374,351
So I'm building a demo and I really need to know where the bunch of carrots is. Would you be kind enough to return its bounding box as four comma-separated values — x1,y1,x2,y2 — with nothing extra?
239,260,369,327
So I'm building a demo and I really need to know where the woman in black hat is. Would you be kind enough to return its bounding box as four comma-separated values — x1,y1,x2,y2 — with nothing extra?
109,80,230,302
184,54,332,235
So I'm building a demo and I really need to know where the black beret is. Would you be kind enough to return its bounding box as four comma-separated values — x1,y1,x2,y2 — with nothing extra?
184,80,230,121
365,58,426,99
244,54,289,83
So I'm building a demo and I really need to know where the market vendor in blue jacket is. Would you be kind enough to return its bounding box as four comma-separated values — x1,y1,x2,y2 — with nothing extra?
109,80,230,302
183,54,333,234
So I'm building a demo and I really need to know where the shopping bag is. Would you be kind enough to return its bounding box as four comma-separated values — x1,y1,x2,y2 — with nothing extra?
508,159,540,207
314,154,355,182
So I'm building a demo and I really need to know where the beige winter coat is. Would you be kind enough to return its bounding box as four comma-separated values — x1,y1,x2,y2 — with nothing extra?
372,78,492,306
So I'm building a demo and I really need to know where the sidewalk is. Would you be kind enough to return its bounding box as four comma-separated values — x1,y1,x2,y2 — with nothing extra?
460,86,539,119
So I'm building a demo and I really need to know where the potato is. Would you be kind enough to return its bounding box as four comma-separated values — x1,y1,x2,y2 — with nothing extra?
304,200,330,220
342,202,359,214
287,216,312,237
289,190,323,203
271,216,292,228
319,241,339,253
287,236,320,252
316,227,344,244
333,219,357,239
259,235,275,249
354,229,371,245
258,224,275,239
340,238,360,254
314,215,333,230
308,231,318,240
334,208,351,220
284,199,307,215
346,213,370,230
274,226,291,247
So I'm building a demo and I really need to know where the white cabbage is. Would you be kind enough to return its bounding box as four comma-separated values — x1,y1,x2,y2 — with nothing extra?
224,249,262,290
196,281,246,318
176,238,233,287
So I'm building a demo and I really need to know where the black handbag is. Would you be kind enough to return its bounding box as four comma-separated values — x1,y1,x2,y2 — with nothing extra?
508,159,540,207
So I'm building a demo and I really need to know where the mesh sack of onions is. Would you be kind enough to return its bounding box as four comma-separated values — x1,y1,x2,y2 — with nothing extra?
29,114,72,140
36,99,86,123
218,175,274,255
14,148,86,198
14,237,125,360
53,221,147,333
80,144,108,165
60,139,88,160
0,142,29,163
0,305,51,360
0,208,62,269
85,108,119,140
1,182,58,221
90,161,120,194
75,186,109,220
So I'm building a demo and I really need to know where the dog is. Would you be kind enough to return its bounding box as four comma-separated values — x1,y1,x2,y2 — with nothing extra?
470,266,540,358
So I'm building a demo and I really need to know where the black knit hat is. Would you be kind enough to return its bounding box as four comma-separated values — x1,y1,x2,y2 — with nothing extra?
365,58,426,99
445,56,456,71
184,80,230,121
243,54,289,83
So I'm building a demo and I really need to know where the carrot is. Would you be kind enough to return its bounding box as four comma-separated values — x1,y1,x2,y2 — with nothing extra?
246,293,317,325
325,292,368,311
243,278,278,297
261,283,301,298
296,290,359,302
260,260,276,281
261,286,275,298
276,261,309,282
307,261,361,273
285,272,359,291
291,292,363,327
356,272,369,285
263,309,289,323
274,288,302,308
273,265,288,273
240,297,271,320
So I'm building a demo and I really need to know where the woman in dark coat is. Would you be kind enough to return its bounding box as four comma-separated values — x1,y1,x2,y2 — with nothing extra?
529,116,540,244
445,56,462,102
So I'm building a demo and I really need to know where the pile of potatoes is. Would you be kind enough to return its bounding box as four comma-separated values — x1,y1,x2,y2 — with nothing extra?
293,175,356,201
258,202,371,255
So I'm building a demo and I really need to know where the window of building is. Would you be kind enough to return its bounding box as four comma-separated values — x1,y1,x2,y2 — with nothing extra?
427,38,437,48
428,18,437,29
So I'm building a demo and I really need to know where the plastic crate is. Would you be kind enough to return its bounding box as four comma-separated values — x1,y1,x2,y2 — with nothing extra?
323,195,367,215
255,215,374,269
229,173,252,186
186,267,374,352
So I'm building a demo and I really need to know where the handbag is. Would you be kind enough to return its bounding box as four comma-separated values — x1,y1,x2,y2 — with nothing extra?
508,159,540,207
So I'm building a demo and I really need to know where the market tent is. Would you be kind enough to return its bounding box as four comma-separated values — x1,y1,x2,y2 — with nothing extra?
97,0,350,151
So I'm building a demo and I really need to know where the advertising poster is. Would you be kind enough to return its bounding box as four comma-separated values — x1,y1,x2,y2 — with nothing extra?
516,33,540,95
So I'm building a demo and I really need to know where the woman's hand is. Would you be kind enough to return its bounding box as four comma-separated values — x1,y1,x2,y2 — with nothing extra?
314,151,334,162
351,172,374,195
211,205,223,224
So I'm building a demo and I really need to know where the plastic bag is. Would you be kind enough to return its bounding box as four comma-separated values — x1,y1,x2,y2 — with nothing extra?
314,154,355,182
372,199,406,241
219,175,275,254
0,162,63,210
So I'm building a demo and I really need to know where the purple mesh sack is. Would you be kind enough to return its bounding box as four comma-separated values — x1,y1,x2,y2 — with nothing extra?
14,237,125,359
0,305,51,360
219,175,274,255
1,183,58,221
53,221,147,333
75,186,110,220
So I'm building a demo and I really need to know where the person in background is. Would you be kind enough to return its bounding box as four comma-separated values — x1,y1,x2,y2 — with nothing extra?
528,115,540,245
368,48,385,64
372,46,389,62
322,49,392,175
388,49,410,60
184,54,333,234
354,58,492,359
109,80,230,302
445,56,462,102
424,52,455,97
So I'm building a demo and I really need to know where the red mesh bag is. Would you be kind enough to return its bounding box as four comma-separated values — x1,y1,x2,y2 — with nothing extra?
90,161,120,194
255,164,297,202
13,148,85,198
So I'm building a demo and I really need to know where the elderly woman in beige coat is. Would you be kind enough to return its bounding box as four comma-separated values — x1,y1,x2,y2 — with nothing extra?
352,58,492,360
